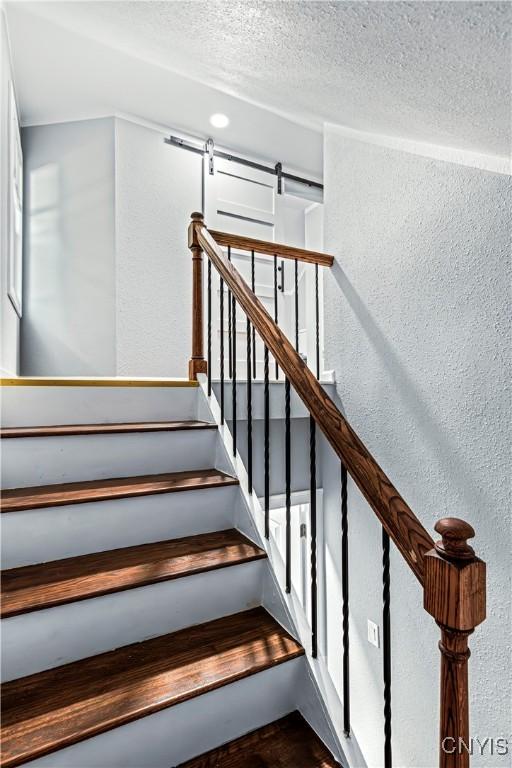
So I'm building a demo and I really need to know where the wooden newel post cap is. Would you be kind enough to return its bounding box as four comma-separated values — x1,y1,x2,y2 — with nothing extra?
434,518,475,561
424,517,485,631
188,212,205,249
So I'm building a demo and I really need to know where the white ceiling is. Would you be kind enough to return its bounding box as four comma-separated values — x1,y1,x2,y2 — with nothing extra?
6,1,511,168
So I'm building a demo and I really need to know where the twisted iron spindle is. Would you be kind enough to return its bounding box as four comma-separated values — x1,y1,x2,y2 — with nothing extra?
264,345,270,539
207,258,211,396
294,258,299,351
251,250,256,379
246,311,252,491
285,376,291,593
310,415,318,657
231,294,237,456
274,255,279,380
219,275,225,424
227,246,232,378
382,528,392,768
315,263,320,379
341,461,350,736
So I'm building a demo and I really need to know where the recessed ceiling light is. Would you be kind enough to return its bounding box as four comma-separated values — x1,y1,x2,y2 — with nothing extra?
209,113,230,128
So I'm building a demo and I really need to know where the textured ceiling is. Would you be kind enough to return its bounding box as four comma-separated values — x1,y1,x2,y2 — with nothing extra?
7,1,512,158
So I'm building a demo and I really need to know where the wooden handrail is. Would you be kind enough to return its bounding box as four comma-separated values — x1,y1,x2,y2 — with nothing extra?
191,213,433,583
188,212,486,768
209,229,334,267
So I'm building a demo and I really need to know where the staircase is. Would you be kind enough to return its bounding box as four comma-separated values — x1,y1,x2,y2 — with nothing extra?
0,213,487,768
0,380,340,767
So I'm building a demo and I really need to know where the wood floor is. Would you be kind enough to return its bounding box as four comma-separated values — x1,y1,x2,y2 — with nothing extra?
177,711,341,767
0,469,238,512
1,608,304,768
1,529,266,617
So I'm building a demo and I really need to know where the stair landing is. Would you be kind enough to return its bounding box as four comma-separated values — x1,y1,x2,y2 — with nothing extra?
177,711,341,767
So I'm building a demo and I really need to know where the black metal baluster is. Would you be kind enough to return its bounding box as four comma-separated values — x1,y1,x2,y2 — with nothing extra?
294,258,299,351
227,246,232,379
264,345,270,539
341,462,350,736
251,250,256,379
219,275,224,424
231,295,237,456
246,310,252,492
315,263,320,379
310,415,317,657
207,258,212,396
274,254,279,380
285,376,291,593
382,528,392,768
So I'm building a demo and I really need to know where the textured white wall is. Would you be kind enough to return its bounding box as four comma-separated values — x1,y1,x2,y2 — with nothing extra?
0,9,20,375
21,118,116,375
114,118,202,377
322,128,511,767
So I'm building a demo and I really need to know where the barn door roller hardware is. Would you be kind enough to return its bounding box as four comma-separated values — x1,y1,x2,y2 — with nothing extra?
206,138,215,175
165,135,323,193
275,162,283,194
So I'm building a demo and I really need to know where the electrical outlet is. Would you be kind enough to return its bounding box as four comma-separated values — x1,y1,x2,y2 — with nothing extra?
367,619,380,648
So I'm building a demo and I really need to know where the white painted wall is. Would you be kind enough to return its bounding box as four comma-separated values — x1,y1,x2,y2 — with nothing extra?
20,113,319,378
114,117,202,377
21,117,116,375
20,116,203,377
0,8,20,375
322,127,511,767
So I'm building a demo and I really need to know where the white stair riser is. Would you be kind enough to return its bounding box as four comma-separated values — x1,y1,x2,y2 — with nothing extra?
236,418,321,497
21,658,304,768
0,386,199,427
2,560,265,681
1,485,238,568
2,430,218,488
212,381,338,420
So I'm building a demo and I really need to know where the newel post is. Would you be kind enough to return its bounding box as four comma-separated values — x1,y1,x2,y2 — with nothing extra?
424,518,486,768
188,212,208,380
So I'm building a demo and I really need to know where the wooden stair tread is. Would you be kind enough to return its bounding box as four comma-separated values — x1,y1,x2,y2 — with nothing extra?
177,711,340,767
1,608,304,768
1,469,238,513
0,421,216,438
1,529,266,618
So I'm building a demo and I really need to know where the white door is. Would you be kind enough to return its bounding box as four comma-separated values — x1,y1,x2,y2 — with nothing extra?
204,157,288,379
204,154,324,379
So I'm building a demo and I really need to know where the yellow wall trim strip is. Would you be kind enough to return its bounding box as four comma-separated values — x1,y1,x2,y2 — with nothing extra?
0,378,199,388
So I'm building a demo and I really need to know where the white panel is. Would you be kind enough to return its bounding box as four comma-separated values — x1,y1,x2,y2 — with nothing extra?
2,560,265,680
21,659,304,768
1,429,218,488
1,485,238,567
216,170,274,218
214,212,273,240
205,154,276,241
0,385,199,426
21,118,116,376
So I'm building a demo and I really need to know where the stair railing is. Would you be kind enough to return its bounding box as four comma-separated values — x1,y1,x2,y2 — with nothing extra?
187,211,486,768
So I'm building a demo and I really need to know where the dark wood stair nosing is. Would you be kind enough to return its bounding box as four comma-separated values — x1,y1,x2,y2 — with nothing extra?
1,529,267,618
0,469,239,514
0,421,217,439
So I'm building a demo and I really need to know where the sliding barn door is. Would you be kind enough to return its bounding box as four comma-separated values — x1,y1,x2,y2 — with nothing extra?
204,158,289,378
